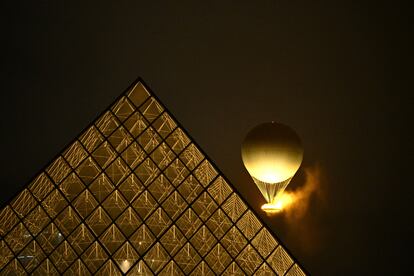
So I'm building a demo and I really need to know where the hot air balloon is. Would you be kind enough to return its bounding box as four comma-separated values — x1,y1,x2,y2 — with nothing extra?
241,122,304,214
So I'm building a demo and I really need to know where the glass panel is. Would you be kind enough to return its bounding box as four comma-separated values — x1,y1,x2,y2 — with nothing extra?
67,224,95,256
166,128,190,155
36,223,64,254
102,190,128,220
174,242,201,274
251,228,279,259
0,206,19,236
0,240,13,270
206,208,232,240
236,211,262,240
221,226,248,258
150,143,175,170
160,225,186,257
81,241,108,274
121,142,146,170
32,259,60,275
23,205,50,236
123,112,148,138
4,223,33,254
111,96,135,122
99,224,126,254
178,175,203,204
152,112,176,138
205,244,231,275
145,207,171,238
41,189,68,219
11,189,37,219
192,192,218,222
137,126,161,153
49,240,78,273
193,160,218,188
59,172,85,202
106,158,131,186
64,259,91,276
135,158,160,187
143,242,169,274
286,264,306,276
178,144,204,171
139,98,164,123
89,174,115,203
164,159,189,187
28,173,55,202
85,207,112,237
95,111,120,137
108,126,133,153
115,207,142,238
190,261,215,276
127,260,153,275
46,157,71,185
54,206,81,237
208,176,232,205
132,191,157,220
236,244,263,275
190,225,216,258
113,242,139,274
147,174,174,204
223,262,245,276
175,209,202,239
96,259,122,276
161,191,186,220
72,189,98,219
222,193,247,223
129,224,155,255
18,240,46,273
127,82,150,107
118,173,144,203
76,157,101,185
160,261,185,275
91,141,117,169
79,125,104,153
63,141,88,169
267,246,294,275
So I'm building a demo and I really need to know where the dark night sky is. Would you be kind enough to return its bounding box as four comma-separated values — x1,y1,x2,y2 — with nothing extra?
1,1,411,275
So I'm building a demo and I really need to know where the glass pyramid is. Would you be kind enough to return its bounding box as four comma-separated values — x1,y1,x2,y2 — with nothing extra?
0,79,306,275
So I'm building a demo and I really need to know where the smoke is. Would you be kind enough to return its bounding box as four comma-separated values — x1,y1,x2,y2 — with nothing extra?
283,164,324,219
278,164,326,253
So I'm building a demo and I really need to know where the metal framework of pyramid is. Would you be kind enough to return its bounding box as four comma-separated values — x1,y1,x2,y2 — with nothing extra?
0,79,306,275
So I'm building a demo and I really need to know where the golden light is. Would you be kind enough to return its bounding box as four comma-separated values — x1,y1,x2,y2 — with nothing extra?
261,192,295,214
120,260,131,273
242,122,303,215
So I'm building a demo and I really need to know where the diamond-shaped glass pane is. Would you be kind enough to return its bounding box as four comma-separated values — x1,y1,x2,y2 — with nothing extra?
95,111,120,137
160,225,186,257
127,82,150,108
221,226,248,258
124,111,148,138
236,210,262,241
89,174,115,203
166,128,190,154
28,173,55,202
99,224,126,254
267,246,294,275
174,242,201,274
139,97,164,122
194,160,218,188
129,224,155,256
36,223,64,255
50,240,78,273
79,125,104,153
152,112,176,138
236,244,263,275
54,206,81,237
118,173,144,203
76,157,101,185
143,242,169,274
115,207,142,238
81,241,108,274
59,172,85,202
67,224,95,256
205,244,231,274
23,205,50,236
252,228,279,259
145,207,171,238
101,190,128,220
190,225,216,257
178,175,203,204
135,158,160,187
148,174,174,204
63,140,88,169
121,142,146,170
113,242,139,273
111,96,135,122
46,157,71,185
179,144,204,171
176,208,202,239
206,208,232,240
18,240,46,273
132,191,158,220
108,126,133,153
92,141,117,169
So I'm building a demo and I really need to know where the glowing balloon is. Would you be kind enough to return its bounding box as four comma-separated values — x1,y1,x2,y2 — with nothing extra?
241,122,303,213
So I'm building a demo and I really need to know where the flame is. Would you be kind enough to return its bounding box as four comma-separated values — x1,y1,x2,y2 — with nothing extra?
261,192,295,214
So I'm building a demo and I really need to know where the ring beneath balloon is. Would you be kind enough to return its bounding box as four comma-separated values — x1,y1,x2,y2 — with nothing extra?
261,202,283,214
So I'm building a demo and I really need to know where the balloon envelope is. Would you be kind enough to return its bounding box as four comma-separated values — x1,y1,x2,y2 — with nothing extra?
241,122,304,184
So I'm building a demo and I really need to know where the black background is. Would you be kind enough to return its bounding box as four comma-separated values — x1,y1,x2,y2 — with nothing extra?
1,1,411,275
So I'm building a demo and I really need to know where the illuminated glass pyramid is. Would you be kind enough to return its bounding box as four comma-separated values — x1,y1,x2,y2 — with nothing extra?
0,79,306,275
